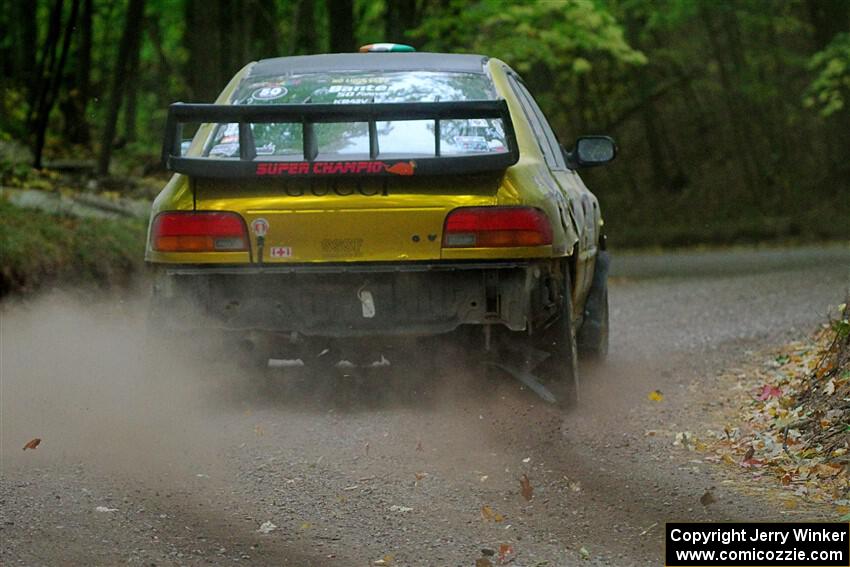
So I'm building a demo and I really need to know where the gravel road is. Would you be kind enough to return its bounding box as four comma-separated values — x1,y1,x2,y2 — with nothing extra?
2,244,849,566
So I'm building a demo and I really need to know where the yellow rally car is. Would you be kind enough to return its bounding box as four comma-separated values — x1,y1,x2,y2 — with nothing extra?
147,48,616,404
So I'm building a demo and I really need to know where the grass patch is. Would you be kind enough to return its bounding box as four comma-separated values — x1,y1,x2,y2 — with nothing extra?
0,200,147,296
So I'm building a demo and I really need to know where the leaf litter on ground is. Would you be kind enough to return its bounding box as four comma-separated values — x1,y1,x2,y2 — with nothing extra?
701,301,849,511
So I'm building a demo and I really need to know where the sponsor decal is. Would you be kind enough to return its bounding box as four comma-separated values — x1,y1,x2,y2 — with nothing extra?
251,86,288,100
385,161,416,175
255,160,416,177
327,84,389,93
329,76,389,85
250,218,269,237
269,246,292,258
280,180,387,197
209,142,239,157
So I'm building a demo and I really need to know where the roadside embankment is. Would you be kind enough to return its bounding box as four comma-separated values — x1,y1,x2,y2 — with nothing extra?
0,199,147,297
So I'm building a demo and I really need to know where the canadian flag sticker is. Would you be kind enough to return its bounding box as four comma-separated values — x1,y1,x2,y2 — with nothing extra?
270,246,292,258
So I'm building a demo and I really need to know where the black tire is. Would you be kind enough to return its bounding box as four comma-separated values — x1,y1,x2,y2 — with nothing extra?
533,267,580,407
578,250,610,361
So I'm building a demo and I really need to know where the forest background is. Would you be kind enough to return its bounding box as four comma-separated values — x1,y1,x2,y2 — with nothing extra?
1,0,849,250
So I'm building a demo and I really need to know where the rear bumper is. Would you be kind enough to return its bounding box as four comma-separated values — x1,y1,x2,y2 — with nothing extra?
149,260,553,338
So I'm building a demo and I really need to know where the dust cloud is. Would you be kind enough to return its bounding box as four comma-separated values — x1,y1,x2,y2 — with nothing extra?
0,292,233,481
0,288,639,486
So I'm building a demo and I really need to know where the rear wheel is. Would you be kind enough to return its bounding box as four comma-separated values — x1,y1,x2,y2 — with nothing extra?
533,268,580,407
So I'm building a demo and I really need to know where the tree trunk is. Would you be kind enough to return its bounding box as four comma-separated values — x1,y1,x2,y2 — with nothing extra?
32,0,80,169
11,0,38,89
184,0,222,101
218,0,238,82
384,0,418,44
292,0,317,55
145,13,175,108
97,0,145,176
122,35,141,143
806,0,850,50
28,0,64,129
699,5,761,200
62,0,93,144
252,0,280,58
328,0,355,53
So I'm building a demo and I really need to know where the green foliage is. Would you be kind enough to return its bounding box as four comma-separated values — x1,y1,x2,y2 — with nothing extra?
805,33,850,117
834,317,850,341
0,200,146,296
414,0,646,72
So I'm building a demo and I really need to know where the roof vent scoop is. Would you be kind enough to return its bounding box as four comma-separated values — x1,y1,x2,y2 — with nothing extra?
359,43,416,53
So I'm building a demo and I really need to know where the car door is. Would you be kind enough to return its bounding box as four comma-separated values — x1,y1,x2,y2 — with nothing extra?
506,74,599,307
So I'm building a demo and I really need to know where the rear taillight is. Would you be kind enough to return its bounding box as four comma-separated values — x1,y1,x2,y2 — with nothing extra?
151,212,248,252
442,207,553,248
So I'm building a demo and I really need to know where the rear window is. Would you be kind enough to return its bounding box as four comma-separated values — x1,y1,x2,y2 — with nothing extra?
203,72,509,160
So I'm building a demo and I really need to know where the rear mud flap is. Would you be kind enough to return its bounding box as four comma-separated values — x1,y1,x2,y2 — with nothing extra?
485,343,557,404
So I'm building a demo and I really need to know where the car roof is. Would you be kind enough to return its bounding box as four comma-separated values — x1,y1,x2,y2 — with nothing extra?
248,53,490,78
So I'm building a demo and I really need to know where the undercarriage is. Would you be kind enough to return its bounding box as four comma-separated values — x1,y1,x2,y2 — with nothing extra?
148,260,569,340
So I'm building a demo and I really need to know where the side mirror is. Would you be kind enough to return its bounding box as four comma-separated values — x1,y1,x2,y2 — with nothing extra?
570,135,616,168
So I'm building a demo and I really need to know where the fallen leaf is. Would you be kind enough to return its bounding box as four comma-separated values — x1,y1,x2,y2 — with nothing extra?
476,559,494,567
414,472,427,482
481,505,505,523
22,438,41,451
699,489,716,506
742,446,755,462
756,384,782,401
257,521,277,534
579,546,590,560
648,390,664,402
498,544,514,563
519,474,534,501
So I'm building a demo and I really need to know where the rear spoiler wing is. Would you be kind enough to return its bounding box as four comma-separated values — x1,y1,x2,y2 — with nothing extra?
161,100,519,178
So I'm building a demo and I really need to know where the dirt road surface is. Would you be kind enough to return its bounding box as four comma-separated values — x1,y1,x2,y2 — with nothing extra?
2,245,849,566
